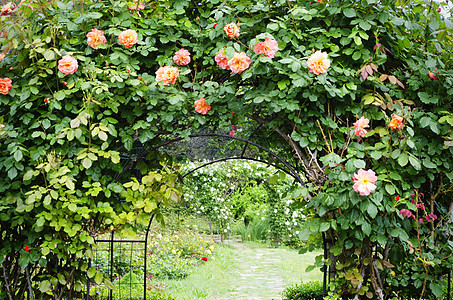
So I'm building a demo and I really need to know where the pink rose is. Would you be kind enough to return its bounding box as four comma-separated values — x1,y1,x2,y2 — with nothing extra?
215,51,230,70
58,55,78,75
173,48,191,66
307,50,331,75
155,66,179,85
254,38,279,59
224,23,240,39
352,169,378,196
353,116,370,137
228,52,251,74
86,28,107,49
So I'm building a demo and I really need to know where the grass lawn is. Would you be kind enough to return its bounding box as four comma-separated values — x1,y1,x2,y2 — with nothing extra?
158,241,323,300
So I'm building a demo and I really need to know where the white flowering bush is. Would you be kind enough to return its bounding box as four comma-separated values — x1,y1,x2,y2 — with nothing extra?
179,160,307,245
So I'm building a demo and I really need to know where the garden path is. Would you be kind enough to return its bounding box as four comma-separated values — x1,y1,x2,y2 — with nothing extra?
217,241,290,300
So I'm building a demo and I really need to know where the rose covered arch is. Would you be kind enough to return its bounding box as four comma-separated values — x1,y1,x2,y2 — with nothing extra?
0,0,452,298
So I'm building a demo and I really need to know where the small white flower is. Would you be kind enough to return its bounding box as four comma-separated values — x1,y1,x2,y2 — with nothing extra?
261,217,265,220
296,231,300,234
224,229,228,233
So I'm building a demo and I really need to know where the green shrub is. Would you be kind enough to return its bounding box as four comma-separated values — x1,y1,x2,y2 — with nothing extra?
282,281,323,300
239,218,270,242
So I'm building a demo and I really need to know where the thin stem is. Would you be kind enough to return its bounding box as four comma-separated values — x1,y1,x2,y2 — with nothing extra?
1,263,14,300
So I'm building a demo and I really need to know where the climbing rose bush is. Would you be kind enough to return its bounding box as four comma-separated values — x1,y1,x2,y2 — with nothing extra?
0,0,452,299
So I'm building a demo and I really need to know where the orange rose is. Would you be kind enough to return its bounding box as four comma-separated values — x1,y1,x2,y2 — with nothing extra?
0,78,12,95
388,114,403,130
307,50,331,75
223,22,240,39
118,29,138,48
194,97,211,115
155,66,179,85
228,52,251,74
0,54,5,62
86,28,107,49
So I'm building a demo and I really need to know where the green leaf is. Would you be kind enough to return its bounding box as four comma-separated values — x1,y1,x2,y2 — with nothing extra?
343,8,356,18
82,158,92,169
385,184,395,195
367,203,378,218
44,49,55,60
409,156,421,170
353,159,366,169
362,222,371,236
94,272,103,284
225,47,235,60
98,131,108,141
39,280,51,293
87,267,96,278
68,203,77,212
70,118,81,128
391,149,401,159
54,90,65,101
14,150,23,162
23,169,34,181
423,158,437,169
397,153,409,167
429,282,443,298
320,222,330,232
8,167,18,180
359,21,371,31
267,23,279,31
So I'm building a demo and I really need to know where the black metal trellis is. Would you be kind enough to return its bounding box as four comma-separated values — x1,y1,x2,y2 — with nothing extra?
86,132,331,299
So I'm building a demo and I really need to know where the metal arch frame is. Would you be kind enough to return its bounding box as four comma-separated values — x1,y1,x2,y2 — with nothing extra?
92,132,329,299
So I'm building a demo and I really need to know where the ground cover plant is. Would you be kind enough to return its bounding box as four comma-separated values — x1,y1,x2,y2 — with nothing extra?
0,0,452,299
